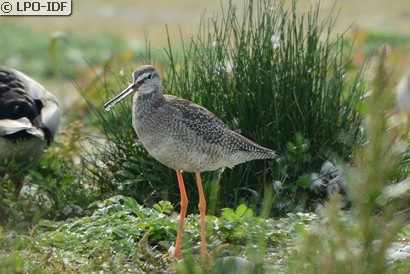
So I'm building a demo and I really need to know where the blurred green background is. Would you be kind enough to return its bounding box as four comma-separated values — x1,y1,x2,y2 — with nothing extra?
1,0,410,110
1,1,409,272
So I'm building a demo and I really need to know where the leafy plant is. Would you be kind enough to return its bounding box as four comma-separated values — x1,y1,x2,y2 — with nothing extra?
286,48,410,274
0,121,95,230
0,195,315,272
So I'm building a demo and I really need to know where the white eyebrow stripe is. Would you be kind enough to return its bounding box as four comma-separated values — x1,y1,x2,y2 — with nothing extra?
135,72,151,83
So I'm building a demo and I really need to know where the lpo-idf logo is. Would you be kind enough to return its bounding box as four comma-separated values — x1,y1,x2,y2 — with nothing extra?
1,0,71,16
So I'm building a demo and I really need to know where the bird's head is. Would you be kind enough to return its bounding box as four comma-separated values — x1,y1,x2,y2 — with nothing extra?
104,65,161,111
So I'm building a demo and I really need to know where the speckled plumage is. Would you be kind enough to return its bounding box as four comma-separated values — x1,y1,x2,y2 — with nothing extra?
104,65,276,258
128,65,276,172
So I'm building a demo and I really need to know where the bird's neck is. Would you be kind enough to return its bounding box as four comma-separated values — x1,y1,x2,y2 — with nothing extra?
134,86,165,111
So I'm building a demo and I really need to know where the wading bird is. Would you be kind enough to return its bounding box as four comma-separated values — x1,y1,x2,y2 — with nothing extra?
104,65,275,258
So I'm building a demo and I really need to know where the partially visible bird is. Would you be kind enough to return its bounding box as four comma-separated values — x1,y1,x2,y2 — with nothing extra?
104,65,276,258
0,67,60,197
396,69,410,122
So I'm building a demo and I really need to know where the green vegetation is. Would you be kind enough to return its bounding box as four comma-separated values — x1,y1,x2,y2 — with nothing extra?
287,47,410,274
0,23,129,78
1,0,409,272
0,196,316,272
86,0,367,215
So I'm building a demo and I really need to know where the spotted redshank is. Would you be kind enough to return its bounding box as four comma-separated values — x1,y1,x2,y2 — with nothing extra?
0,67,60,197
104,65,276,258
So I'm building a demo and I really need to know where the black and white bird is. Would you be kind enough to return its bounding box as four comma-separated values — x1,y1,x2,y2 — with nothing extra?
0,67,60,197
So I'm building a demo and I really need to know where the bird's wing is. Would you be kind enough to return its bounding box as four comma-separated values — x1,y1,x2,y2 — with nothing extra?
0,118,33,135
12,69,47,100
165,95,228,142
4,67,61,141
164,95,273,154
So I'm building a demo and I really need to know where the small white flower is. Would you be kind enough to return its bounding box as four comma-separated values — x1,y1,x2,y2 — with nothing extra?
320,161,341,178
232,117,240,132
270,34,281,50
168,245,175,255
273,180,283,192
320,161,335,175
310,172,325,191
224,60,233,74
215,60,233,75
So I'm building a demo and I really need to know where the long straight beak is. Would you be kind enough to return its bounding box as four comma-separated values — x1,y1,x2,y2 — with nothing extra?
104,83,137,112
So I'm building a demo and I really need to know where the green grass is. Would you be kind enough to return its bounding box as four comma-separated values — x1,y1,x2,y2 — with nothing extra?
86,0,367,214
286,48,410,274
1,193,408,272
0,0,409,272
360,30,410,56
0,195,314,272
0,23,130,79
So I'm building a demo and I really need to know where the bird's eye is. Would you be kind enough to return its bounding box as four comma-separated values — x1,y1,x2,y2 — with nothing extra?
147,74,152,80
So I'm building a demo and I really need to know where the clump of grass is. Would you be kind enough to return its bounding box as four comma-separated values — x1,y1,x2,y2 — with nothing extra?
286,48,410,274
163,0,366,213
84,0,367,214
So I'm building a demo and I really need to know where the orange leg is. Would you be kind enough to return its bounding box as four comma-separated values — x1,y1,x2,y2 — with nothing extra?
195,172,207,257
174,170,188,258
